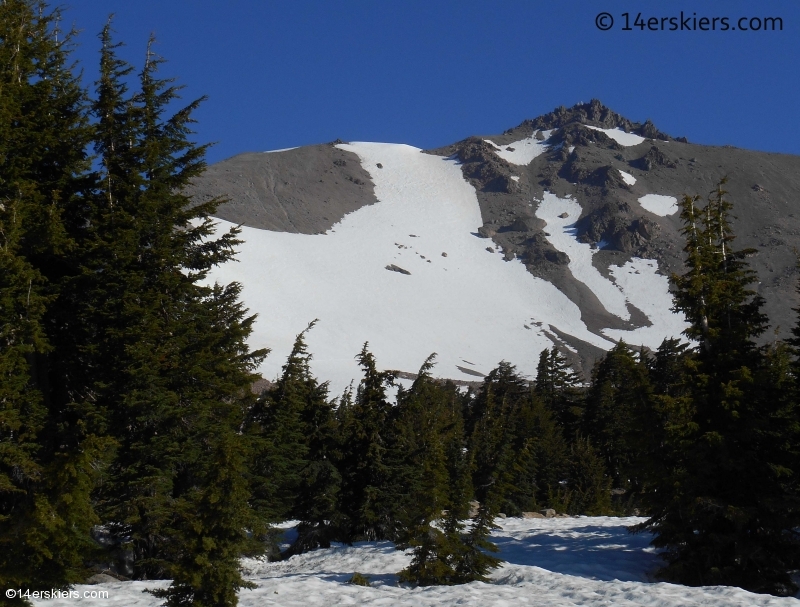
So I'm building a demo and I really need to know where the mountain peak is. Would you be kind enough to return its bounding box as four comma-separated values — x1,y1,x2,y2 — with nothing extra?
506,99,679,143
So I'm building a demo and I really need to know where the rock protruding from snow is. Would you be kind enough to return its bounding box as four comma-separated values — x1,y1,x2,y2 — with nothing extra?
484,130,553,165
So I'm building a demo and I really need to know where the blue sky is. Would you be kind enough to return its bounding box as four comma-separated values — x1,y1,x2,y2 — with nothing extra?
63,0,799,164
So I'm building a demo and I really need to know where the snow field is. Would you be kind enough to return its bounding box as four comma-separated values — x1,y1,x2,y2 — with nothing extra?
638,193,679,216
485,130,553,165
585,125,646,147
36,517,799,607
603,258,690,348
204,143,689,395
205,143,610,395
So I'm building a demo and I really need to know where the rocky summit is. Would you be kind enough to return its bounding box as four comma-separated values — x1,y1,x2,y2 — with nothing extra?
188,100,800,392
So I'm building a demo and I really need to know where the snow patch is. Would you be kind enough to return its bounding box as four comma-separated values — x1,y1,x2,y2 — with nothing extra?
585,126,646,147
263,146,299,154
602,258,690,348
535,192,630,320
618,169,636,185
638,194,678,216
485,130,553,165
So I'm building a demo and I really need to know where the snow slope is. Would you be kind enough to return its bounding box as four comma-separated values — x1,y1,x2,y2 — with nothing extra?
36,517,799,607
485,130,553,165
205,143,614,394
203,144,688,394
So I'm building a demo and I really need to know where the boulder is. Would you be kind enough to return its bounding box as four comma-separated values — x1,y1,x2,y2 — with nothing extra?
521,511,546,519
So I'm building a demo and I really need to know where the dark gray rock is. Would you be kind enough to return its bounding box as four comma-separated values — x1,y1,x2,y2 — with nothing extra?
385,264,411,275
187,144,377,234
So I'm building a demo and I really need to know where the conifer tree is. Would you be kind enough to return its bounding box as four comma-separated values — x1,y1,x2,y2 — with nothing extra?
335,345,396,541
252,321,342,558
636,180,800,596
84,27,266,605
582,341,652,495
395,356,474,585
0,1,100,594
534,346,583,436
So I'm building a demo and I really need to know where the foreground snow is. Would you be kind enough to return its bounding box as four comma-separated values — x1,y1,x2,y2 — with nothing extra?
35,517,799,606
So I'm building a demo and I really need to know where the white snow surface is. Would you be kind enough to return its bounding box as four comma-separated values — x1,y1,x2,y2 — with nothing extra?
585,125,646,147
603,258,690,348
618,169,636,185
535,192,630,320
639,193,679,216
535,192,688,348
36,517,799,607
205,143,610,395
485,130,553,165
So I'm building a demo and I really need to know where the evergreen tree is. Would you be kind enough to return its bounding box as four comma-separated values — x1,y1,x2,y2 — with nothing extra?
253,321,342,558
534,346,583,436
335,345,396,541
394,356,493,586
551,435,611,516
85,29,266,605
0,1,100,594
636,180,800,596
582,341,652,496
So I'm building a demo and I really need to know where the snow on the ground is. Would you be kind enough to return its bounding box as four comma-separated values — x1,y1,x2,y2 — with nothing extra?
603,258,690,348
535,192,631,320
639,193,679,216
263,146,298,153
485,129,553,165
37,517,800,607
585,125,646,147
535,192,688,347
205,143,610,395
619,169,636,185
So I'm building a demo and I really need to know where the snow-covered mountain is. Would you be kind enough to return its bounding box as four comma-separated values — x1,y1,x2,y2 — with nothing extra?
189,100,800,394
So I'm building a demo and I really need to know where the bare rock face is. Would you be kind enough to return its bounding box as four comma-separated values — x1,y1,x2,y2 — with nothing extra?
632,145,677,171
186,143,377,234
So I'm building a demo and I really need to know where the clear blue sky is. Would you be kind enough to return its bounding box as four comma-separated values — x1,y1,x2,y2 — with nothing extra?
63,0,799,164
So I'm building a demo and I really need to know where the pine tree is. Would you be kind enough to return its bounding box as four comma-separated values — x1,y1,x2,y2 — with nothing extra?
636,180,800,596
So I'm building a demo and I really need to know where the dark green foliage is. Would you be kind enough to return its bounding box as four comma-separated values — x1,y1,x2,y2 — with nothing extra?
335,344,396,542
251,321,341,558
582,342,652,495
83,27,266,605
635,180,800,596
535,347,583,436
0,0,101,594
395,356,476,586
550,436,611,516
452,501,502,583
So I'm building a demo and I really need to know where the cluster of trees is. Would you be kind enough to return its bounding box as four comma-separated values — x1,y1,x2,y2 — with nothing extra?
2,1,800,605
